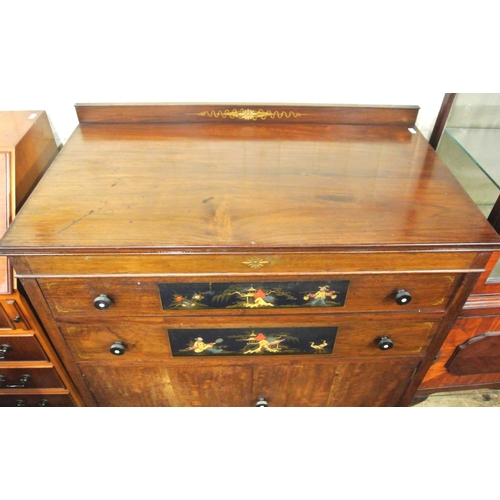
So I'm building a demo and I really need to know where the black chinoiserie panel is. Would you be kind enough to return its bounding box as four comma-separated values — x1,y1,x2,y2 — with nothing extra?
159,280,350,310
168,326,338,357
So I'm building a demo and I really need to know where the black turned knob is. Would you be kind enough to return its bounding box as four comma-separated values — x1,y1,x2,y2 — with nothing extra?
37,399,49,407
378,337,394,350
256,397,268,407
0,344,12,360
395,289,412,305
94,294,112,310
16,399,27,407
110,340,126,356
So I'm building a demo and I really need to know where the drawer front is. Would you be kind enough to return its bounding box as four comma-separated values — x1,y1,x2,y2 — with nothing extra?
18,251,479,276
0,367,65,389
0,393,75,407
0,335,48,362
0,298,30,331
58,315,439,361
38,273,460,317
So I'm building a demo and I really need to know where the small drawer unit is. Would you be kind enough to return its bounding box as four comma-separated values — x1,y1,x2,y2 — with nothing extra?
0,293,83,407
0,110,84,406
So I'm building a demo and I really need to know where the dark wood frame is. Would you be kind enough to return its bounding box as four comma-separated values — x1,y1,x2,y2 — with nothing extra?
429,93,457,150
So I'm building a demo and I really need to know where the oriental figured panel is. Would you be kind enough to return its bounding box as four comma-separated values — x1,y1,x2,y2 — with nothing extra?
159,280,350,310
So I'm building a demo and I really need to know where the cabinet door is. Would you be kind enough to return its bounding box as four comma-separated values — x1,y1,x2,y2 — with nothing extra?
253,364,338,406
254,359,420,407
420,315,500,391
78,362,253,407
78,359,419,407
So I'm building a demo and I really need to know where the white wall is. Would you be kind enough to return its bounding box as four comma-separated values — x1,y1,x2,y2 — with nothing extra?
1,1,494,145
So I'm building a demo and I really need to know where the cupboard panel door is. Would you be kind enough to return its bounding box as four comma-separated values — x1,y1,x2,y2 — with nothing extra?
420,315,500,391
327,360,420,406
254,360,419,407
253,364,337,407
78,362,253,407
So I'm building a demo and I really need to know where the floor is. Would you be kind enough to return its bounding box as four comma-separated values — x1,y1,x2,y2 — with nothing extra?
413,388,500,407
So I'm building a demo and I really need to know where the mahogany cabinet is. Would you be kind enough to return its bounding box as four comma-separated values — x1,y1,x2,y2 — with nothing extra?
0,110,84,406
1,103,499,407
416,252,500,397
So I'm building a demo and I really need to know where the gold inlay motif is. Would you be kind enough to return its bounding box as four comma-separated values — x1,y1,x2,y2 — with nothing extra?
242,257,270,269
197,109,303,121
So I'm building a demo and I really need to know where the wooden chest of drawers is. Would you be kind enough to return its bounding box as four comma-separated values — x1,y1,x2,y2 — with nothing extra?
1,103,499,407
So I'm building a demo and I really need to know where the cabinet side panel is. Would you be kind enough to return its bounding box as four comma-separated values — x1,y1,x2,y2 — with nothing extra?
0,152,10,292
14,111,58,211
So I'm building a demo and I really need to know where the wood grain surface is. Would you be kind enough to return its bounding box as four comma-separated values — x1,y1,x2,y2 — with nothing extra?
2,120,498,252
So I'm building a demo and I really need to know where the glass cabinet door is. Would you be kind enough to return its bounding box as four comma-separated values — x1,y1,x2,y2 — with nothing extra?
435,93,500,282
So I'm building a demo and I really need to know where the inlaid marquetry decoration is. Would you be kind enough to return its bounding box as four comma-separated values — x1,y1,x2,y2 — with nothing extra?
197,109,303,121
159,280,350,310
168,326,338,357
242,257,270,269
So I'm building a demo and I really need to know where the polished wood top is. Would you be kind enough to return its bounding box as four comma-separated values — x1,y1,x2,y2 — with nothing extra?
1,104,499,254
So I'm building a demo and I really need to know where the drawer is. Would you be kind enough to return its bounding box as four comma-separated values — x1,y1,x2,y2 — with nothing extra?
0,334,48,362
16,251,479,276
38,273,461,317
58,315,440,361
0,367,65,389
0,393,75,407
0,298,30,331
